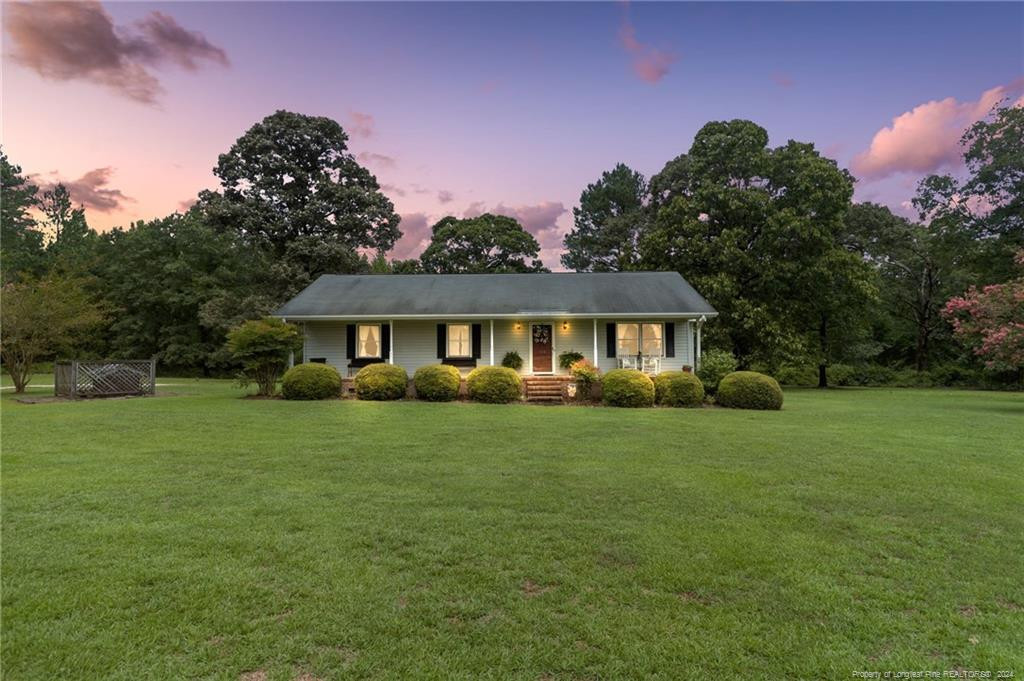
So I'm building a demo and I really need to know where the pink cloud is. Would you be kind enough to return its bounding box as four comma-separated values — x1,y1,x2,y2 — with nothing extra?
618,7,677,84
463,201,568,268
391,212,432,259
36,167,133,213
357,152,396,168
3,1,227,104
437,190,454,204
771,72,794,88
852,79,1024,180
380,184,406,198
348,110,374,138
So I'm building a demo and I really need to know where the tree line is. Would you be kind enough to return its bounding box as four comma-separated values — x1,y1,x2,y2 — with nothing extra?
1,107,1021,387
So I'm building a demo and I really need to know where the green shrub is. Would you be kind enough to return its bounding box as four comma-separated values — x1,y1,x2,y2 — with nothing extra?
353,363,408,400
697,349,738,395
558,350,585,370
281,363,342,400
226,317,303,397
466,366,522,404
602,369,655,408
501,351,523,370
413,364,461,402
569,358,601,402
654,370,704,407
776,364,817,386
826,363,856,386
858,364,896,386
716,371,783,410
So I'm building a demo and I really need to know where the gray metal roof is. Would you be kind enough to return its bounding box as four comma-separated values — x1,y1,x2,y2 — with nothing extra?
275,272,717,319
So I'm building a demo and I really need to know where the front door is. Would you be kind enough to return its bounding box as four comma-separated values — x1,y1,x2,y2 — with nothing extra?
531,324,553,373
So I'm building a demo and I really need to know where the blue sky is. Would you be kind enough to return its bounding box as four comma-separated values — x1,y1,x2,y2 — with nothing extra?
4,1,1022,266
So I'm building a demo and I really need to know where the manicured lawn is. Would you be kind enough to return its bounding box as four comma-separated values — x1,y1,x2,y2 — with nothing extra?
2,382,1022,679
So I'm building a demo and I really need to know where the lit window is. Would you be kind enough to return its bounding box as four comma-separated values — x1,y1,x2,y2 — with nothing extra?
447,324,471,358
617,323,639,356
617,323,664,357
357,324,381,358
642,323,663,356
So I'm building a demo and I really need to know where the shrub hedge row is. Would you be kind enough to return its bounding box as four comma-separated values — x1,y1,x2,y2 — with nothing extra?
281,361,795,411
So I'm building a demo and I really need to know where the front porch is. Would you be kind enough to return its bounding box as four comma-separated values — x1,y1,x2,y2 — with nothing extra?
295,317,705,379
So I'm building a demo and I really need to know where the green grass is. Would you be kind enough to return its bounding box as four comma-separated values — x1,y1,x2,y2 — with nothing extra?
2,382,1022,679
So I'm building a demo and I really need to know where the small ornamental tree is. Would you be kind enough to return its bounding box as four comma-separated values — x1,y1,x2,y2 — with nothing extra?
569,358,601,402
226,317,303,396
942,251,1024,378
0,275,105,393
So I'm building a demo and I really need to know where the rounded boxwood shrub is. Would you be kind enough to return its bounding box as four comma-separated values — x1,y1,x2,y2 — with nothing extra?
602,368,655,408
413,364,461,402
281,362,342,400
654,370,705,407
716,371,783,410
353,363,408,400
466,366,522,404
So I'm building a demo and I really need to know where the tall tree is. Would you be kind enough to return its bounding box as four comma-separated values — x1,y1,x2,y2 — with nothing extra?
419,214,547,273
799,248,878,387
98,211,273,373
40,183,74,243
562,163,647,271
38,183,101,272
639,120,854,367
198,110,401,261
0,150,46,283
844,202,972,371
913,104,1023,284
1,274,105,392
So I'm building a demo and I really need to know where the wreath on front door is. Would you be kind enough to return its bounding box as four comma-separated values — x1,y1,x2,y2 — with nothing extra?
532,326,550,344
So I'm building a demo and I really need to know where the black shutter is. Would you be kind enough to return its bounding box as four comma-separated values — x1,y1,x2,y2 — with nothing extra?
665,322,675,358
437,324,446,358
606,323,616,358
381,324,391,360
346,324,356,359
471,324,482,359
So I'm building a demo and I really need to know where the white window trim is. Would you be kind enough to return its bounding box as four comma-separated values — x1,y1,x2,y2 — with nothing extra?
357,323,382,359
447,323,472,358
616,321,665,357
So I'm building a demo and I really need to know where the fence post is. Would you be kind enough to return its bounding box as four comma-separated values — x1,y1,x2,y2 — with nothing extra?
70,360,78,399
149,359,156,395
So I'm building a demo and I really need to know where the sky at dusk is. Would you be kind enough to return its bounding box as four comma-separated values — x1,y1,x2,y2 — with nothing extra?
3,1,1023,268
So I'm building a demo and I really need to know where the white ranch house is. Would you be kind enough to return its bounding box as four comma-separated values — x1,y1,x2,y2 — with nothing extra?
276,272,717,379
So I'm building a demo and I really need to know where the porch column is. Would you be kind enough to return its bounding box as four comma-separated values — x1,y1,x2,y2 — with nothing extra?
592,318,598,364
285,318,294,368
489,319,495,365
696,317,704,370
389,319,394,364
687,320,694,368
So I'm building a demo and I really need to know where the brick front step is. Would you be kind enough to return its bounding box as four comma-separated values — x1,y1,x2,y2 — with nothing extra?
523,376,571,402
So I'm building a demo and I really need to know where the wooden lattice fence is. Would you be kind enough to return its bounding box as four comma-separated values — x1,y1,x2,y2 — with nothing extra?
54,360,156,398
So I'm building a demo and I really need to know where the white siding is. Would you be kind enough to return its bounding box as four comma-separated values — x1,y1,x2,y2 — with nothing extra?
595,319,694,373
300,318,694,376
302,321,349,370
